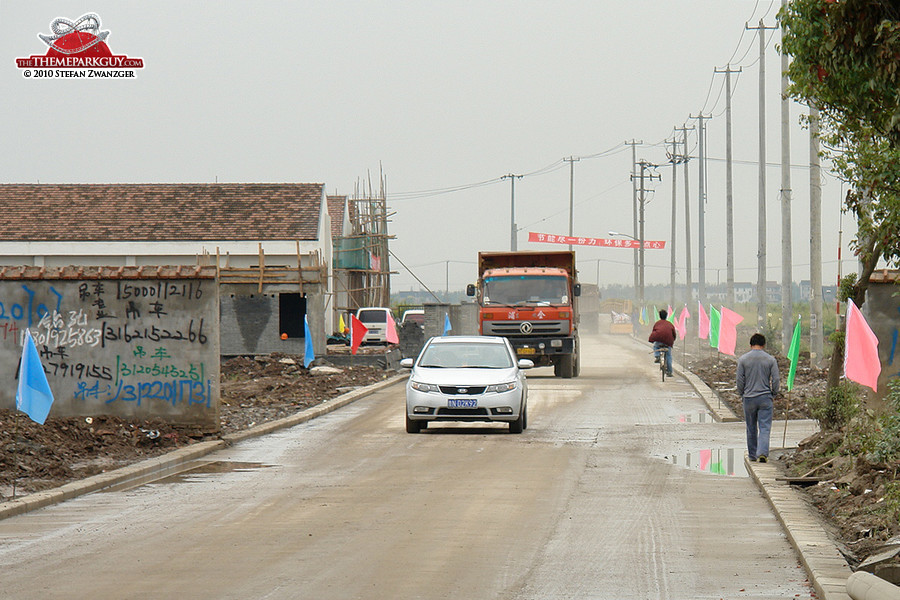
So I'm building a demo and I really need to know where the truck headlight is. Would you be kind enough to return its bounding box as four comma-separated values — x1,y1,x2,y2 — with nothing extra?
486,381,517,393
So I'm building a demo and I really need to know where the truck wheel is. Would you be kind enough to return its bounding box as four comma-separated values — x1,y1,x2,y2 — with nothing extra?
573,350,580,377
556,354,575,378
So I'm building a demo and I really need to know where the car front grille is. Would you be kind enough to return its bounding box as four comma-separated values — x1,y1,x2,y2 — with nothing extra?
438,386,487,395
437,407,490,417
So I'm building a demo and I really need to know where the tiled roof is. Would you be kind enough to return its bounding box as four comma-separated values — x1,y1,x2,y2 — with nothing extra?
0,183,325,241
327,195,346,238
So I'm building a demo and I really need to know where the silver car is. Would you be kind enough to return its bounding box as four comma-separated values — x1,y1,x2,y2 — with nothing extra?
401,336,533,434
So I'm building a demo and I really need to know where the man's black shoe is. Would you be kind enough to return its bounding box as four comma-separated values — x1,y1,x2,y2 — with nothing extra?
757,455,768,463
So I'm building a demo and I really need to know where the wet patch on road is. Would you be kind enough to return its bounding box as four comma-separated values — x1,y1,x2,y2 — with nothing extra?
660,447,749,477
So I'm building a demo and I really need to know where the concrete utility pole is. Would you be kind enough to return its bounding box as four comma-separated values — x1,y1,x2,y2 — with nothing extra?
675,125,694,306
669,138,679,309
632,160,661,307
565,156,580,250
715,65,742,306
626,140,642,300
690,113,709,305
502,173,523,251
780,4,794,352
748,19,778,329
809,106,824,364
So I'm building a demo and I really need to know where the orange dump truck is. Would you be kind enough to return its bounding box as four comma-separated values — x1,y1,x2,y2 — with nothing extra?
466,251,581,378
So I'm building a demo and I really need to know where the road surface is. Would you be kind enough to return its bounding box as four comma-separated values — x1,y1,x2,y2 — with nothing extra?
0,333,818,599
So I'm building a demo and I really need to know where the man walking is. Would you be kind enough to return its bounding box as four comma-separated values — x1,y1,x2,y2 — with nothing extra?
648,309,677,377
736,333,780,462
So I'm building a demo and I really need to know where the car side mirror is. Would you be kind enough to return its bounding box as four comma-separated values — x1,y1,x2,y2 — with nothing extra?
573,283,581,297
517,359,534,369
400,358,414,369
466,284,475,297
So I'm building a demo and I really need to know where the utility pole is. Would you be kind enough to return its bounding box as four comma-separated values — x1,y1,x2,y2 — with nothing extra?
748,19,778,329
626,140,642,301
669,137,679,310
675,125,694,306
809,105,824,364
780,1,794,351
690,113,710,305
631,160,661,307
564,156,580,250
502,173,523,251
714,65,742,306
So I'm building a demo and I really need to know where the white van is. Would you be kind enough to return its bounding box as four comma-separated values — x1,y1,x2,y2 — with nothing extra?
355,307,398,344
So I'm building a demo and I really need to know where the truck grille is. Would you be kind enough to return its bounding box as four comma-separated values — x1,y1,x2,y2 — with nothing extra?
483,320,569,336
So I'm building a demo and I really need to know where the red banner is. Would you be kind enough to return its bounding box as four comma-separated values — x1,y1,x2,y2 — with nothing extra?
528,231,666,249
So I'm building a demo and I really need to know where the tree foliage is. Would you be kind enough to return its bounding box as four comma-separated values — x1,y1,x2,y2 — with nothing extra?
780,0,900,389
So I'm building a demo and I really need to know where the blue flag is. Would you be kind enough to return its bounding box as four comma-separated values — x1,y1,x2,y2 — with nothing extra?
16,329,55,425
303,314,315,368
443,314,452,336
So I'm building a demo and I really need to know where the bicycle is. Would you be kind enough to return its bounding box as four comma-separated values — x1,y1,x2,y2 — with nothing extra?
656,346,671,382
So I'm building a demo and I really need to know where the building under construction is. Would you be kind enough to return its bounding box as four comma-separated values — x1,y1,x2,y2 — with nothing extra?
332,177,394,318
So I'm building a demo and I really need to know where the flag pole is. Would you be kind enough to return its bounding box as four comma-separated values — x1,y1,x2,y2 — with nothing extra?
782,390,791,448
12,410,19,499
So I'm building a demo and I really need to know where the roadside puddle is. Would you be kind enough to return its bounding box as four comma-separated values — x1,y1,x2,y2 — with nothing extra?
676,412,713,423
150,461,272,485
663,447,749,477
101,460,272,492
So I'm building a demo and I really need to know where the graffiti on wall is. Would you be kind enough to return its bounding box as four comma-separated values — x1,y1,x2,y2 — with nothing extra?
0,277,218,426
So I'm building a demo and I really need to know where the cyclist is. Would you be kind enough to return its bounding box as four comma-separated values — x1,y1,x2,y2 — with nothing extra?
649,309,677,377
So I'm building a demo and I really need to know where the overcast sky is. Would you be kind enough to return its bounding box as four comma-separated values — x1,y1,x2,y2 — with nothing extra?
1,2,856,294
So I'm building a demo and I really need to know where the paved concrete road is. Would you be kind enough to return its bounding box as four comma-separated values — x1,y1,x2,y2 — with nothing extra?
0,334,818,599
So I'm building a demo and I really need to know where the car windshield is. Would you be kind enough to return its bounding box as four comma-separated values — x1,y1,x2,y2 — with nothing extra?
418,342,514,369
483,275,568,306
404,313,424,325
358,310,387,323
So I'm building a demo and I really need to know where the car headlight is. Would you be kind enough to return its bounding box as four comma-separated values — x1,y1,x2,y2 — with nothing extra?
486,381,517,393
410,380,439,392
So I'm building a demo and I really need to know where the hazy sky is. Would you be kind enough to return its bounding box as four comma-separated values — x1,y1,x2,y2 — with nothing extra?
1,2,856,294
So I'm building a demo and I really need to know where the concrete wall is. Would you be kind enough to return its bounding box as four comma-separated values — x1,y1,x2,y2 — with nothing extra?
422,303,478,340
219,283,325,356
0,275,220,429
864,283,900,402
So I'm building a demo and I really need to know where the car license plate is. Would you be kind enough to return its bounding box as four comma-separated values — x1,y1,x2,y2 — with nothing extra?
448,398,477,408
517,347,536,355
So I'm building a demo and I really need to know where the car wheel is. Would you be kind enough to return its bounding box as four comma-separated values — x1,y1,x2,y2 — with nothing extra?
522,402,528,430
509,405,525,434
406,414,422,434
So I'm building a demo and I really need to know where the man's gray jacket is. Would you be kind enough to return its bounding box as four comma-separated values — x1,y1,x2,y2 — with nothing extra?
736,348,780,399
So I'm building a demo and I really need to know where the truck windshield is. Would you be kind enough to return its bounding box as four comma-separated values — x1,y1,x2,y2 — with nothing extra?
483,275,569,306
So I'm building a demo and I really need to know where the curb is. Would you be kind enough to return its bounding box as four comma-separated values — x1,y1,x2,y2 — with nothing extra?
747,457,854,600
0,373,408,522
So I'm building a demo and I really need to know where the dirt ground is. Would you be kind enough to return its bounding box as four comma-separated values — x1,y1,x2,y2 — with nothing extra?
0,353,386,499
1,344,894,567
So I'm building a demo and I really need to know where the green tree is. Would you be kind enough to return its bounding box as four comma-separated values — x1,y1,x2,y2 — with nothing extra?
780,0,900,390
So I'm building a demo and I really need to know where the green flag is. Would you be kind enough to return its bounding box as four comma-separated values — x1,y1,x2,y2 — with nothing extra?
653,306,659,322
708,306,721,348
787,318,801,391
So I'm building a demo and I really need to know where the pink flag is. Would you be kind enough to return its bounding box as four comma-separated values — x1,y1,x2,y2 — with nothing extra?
698,302,710,340
385,311,399,344
717,307,744,356
677,306,691,340
844,300,881,391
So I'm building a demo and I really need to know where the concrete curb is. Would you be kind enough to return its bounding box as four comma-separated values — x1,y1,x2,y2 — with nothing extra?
747,456,854,600
0,373,408,522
